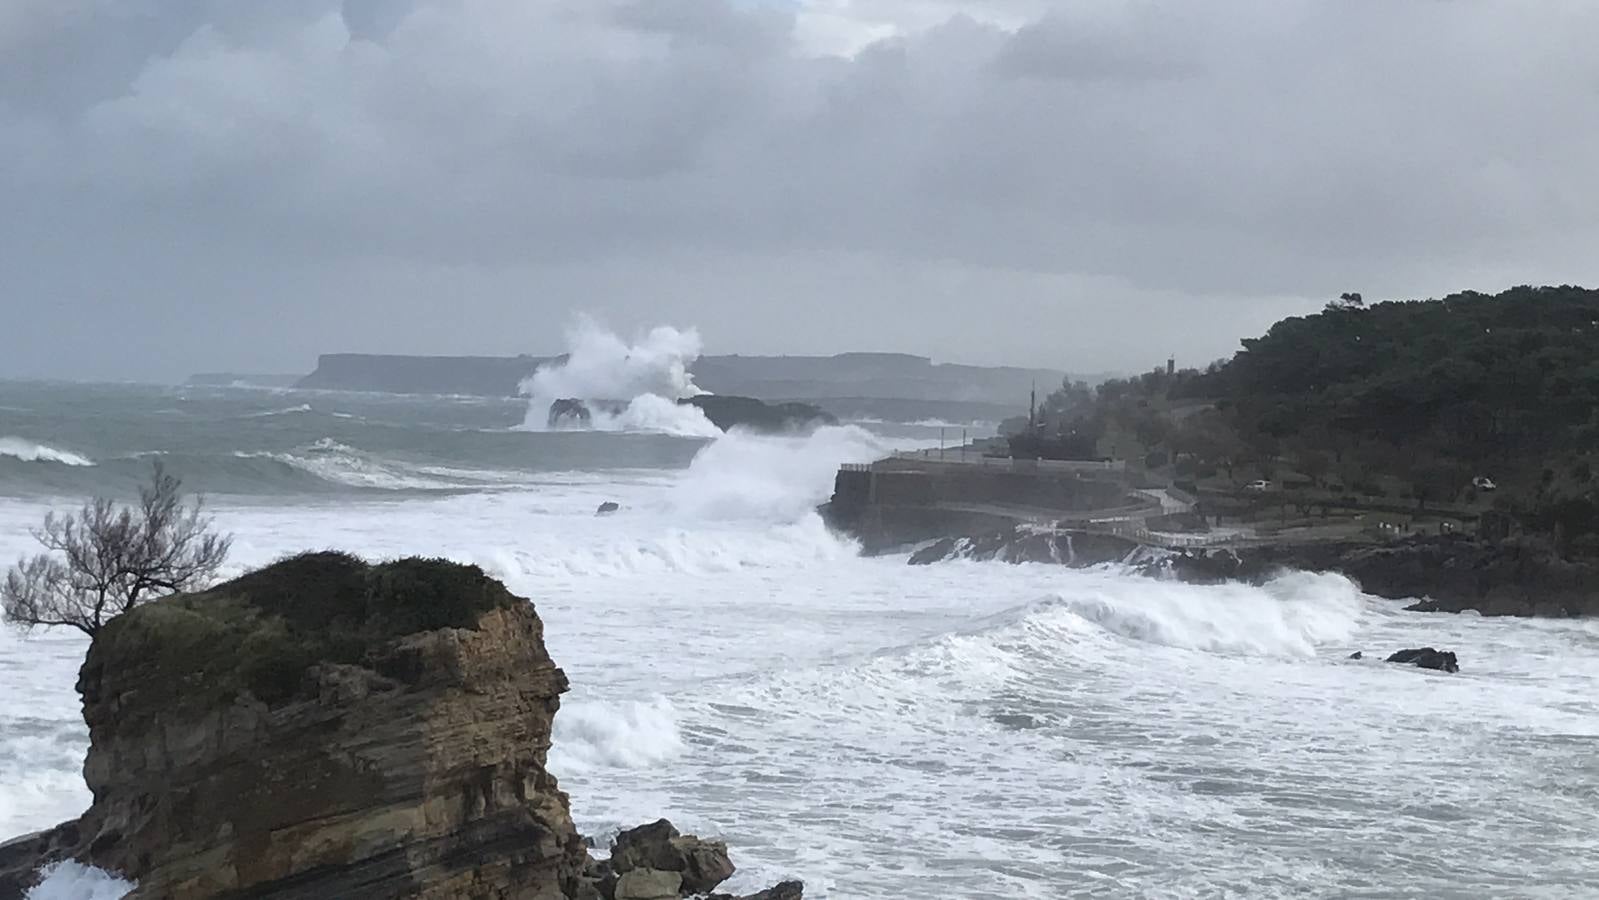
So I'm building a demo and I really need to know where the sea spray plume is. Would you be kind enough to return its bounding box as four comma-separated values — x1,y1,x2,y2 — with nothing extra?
670,425,888,521
518,319,717,435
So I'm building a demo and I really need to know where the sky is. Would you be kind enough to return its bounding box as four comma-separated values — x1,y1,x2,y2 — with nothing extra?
3,0,1598,382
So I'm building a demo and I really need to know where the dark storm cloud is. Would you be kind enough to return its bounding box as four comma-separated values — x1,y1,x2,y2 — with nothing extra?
2,0,1597,380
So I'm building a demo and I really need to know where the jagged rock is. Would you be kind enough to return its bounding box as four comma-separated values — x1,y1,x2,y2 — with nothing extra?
614,868,682,900
609,820,735,896
597,501,621,515
0,552,589,899
1386,647,1460,673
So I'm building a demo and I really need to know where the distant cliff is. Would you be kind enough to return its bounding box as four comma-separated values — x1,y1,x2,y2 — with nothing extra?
295,352,1070,405
297,353,556,396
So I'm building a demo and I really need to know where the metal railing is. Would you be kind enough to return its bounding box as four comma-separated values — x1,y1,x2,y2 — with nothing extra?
883,450,1126,473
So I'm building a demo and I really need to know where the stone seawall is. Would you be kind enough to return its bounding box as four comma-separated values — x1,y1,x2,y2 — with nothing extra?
823,460,1132,554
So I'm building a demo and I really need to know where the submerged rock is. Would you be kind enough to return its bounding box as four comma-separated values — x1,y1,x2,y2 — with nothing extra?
1385,647,1460,673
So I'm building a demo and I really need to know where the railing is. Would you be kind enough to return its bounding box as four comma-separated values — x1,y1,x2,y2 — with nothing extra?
1091,523,1243,549
884,451,1126,473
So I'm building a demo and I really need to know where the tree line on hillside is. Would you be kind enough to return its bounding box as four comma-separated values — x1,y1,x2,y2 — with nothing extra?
1008,285,1599,555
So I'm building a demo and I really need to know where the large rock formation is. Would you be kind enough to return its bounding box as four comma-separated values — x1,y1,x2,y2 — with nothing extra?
3,552,587,898
0,554,802,899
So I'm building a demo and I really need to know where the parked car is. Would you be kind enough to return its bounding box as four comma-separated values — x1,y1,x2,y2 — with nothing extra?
1472,476,1497,491
1245,479,1273,492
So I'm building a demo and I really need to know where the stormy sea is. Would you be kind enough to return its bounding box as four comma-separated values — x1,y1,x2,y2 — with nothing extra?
2,344,1597,899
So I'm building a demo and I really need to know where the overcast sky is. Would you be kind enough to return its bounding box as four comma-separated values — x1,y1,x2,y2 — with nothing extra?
3,0,1597,381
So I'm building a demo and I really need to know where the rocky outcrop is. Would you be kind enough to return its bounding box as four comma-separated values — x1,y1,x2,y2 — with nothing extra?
590,820,740,900
1385,648,1460,672
596,502,620,516
1156,537,1599,617
3,552,587,898
680,396,835,433
0,553,804,900
908,527,1137,567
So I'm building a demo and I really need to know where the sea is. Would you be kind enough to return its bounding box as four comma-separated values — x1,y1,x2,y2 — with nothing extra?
2,375,1598,899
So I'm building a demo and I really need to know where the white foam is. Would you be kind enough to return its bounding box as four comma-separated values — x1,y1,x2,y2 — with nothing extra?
24,862,134,900
550,697,685,773
0,438,94,467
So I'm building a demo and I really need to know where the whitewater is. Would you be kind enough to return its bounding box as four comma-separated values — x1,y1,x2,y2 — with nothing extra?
2,380,1598,897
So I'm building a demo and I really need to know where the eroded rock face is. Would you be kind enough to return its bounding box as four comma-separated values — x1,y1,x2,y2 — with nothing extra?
7,553,589,899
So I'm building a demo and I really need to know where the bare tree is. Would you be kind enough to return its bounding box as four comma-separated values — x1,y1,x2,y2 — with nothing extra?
2,463,231,636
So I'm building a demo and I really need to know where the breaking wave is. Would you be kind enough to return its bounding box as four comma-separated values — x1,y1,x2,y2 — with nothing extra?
517,319,719,437
549,697,685,773
0,438,94,467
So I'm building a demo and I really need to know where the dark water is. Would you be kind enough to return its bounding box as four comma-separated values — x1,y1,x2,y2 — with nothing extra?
0,382,706,499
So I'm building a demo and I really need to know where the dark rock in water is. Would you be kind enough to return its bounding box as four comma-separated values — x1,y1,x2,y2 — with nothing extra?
1385,647,1460,673
682,395,835,433
609,819,736,897
597,501,621,516
551,397,595,427
1348,651,1363,660
708,882,806,900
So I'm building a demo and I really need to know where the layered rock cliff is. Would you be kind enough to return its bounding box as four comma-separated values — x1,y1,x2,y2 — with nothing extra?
0,554,799,899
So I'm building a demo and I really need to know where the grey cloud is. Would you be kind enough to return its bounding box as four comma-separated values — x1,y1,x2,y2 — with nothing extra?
3,0,1598,381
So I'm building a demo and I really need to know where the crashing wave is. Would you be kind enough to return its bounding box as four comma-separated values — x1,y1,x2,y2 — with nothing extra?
517,319,719,436
0,437,94,467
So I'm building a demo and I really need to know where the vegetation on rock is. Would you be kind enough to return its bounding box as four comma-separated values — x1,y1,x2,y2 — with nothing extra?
1017,285,1599,554
86,551,521,712
1,463,231,636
